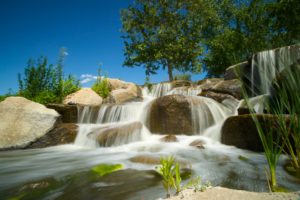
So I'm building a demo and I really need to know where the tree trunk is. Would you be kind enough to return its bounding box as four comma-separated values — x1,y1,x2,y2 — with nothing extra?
167,64,173,81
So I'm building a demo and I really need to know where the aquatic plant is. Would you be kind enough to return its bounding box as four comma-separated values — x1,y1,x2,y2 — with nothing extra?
91,163,123,177
156,156,176,198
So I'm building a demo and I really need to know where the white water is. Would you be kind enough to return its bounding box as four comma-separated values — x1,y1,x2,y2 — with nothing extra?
250,45,300,95
1,80,300,199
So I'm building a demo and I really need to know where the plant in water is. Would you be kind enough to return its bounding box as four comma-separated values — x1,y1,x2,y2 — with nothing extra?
156,156,176,198
156,156,208,198
91,163,123,177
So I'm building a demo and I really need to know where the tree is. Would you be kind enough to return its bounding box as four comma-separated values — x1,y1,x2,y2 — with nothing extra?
121,0,206,81
203,0,300,77
18,51,80,104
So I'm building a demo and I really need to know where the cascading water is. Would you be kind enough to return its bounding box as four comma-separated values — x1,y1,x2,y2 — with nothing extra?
146,82,172,97
250,45,300,95
1,79,300,200
167,86,202,96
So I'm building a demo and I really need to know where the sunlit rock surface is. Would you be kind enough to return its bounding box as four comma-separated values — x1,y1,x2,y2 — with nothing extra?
63,88,103,106
0,97,60,148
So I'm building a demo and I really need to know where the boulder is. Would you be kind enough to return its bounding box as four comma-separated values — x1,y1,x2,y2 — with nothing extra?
0,97,60,149
106,78,128,90
221,114,290,152
198,90,235,103
25,123,78,149
89,122,143,147
197,78,223,90
147,95,193,135
63,88,103,106
224,61,249,80
208,79,243,100
160,135,178,142
47,103,77,123
171,80,192,88
108,83,142,104
189,139,206,149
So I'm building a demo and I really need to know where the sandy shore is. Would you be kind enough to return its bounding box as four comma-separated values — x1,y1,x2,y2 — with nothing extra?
161,187,300,200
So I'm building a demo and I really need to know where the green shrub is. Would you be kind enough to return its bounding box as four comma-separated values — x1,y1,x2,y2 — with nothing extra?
32,91,59,105
92,77,110,98
62,75,80,97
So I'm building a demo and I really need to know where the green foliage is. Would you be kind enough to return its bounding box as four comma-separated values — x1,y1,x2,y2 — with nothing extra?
203,0,300,77
121,0,205,81
62,75,81,97
156,156,176,198
91,164,123,177
17,49,81,105
174,74,191,81
92,78,110,98
91,66,110,98
156,156,208,198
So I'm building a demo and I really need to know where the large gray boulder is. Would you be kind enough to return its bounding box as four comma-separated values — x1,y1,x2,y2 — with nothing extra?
63,88,103,106
0,97,60,149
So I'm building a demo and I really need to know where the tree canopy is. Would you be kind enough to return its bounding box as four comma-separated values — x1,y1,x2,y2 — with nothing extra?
121,0,300,78
121,0,210,81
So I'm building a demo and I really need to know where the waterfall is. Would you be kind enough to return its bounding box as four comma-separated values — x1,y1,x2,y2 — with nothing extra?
148,82,172,97
167,86,202,96
189,96,233,135
250,45,300,95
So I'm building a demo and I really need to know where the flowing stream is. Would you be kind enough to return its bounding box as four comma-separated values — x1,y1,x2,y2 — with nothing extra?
0,84,299,200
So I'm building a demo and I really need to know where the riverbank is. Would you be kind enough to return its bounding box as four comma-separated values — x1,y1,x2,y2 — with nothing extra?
162,187,300,200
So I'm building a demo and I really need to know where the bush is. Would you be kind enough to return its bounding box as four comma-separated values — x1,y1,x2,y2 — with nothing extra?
17,52,81,104
92,77,110,98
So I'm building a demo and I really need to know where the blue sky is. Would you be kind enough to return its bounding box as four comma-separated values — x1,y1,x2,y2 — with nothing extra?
0,0,206,95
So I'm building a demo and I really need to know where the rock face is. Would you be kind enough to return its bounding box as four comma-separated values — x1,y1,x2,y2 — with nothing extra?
208,79,243,100
47,104,78,123
89,122,143,147
0,97,60,149
108,83,142,104
197,78,223,90
221,115,263,151
198,90,235,103
147,95,193,135
221,114,290,152
63,88,103,106
25,123,78,149
171,80,192,88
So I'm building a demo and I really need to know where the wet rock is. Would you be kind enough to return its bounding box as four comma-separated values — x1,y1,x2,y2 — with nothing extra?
25,123,78,149
160,135,178,142
47,103,77,123
171,80,192,88
221,114,290,152
130,155,161,165
63,88,103,106
147,95,193,135
208,79,243,100
189,139,206,149
90,122,143,147
198,90,235,103
197,78,223,90
0,97,60,149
